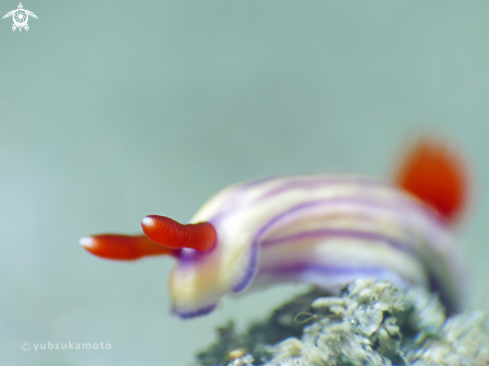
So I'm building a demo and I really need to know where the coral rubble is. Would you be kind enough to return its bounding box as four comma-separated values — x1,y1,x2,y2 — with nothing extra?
194,280,489,366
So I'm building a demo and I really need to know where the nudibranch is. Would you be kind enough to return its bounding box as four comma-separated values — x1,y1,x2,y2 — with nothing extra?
80,139,468,319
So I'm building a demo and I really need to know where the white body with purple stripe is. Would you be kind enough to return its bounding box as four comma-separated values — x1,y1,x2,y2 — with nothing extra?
170,174,464,318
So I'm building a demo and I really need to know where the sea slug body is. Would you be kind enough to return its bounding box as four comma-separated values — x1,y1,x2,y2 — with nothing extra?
80,138,468,319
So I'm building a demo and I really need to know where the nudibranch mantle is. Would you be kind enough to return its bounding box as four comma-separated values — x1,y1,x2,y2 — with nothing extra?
170,174,463,318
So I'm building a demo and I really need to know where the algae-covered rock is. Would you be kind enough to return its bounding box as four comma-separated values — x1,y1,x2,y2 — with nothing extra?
194,280,489,366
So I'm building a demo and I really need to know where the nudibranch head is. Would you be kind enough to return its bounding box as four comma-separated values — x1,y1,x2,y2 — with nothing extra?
80,139,468,319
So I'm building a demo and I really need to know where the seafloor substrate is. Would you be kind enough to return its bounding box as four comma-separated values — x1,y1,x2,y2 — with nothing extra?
194,279,489,366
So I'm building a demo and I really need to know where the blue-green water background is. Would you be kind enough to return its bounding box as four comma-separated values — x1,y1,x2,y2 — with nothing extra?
1,1,489,364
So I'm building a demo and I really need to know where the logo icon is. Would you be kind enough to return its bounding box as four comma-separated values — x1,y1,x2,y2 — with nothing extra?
21,342,31,352
3,3,37,32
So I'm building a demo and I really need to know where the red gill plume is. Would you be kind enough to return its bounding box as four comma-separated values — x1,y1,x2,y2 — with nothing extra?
396,138,469,223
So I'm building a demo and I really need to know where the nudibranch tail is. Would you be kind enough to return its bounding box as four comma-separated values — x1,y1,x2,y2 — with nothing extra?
141,215,217,251
79,234,175,260
396,138,468,222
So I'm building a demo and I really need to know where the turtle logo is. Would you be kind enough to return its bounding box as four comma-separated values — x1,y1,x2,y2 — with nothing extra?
3,3,37,32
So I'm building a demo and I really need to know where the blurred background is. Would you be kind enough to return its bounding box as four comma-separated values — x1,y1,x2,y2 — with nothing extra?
1,0,489,364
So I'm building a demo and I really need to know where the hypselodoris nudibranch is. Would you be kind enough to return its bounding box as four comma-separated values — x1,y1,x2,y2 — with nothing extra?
80,139,468,319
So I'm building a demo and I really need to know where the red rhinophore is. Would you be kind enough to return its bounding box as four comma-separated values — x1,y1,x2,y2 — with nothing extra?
79,234,174,260
141,215,217,251
396,138,469,223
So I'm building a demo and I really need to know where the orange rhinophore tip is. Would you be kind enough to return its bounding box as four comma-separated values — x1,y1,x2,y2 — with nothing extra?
79,234,174,260
141,215,217,251
396,138,469,223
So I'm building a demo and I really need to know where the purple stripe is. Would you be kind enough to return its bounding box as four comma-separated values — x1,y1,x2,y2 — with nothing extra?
210,175,386,223
262,229,414,256
177,247,213,266
231,199,379,292
173,303,217,319
258,263,402,279
211,176,447,241
233,244,259,293
232,196,449,294
245,174,446,230
262,196,448,249
232,198,375,292
256,176,390,202
212,174,447,233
